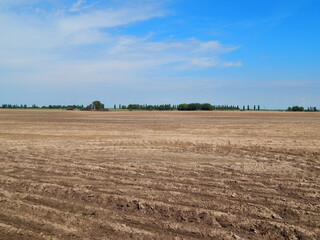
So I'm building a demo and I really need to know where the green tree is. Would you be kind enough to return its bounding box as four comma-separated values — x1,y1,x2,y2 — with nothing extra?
92,101,104,110
178,104,188,111
287,106,304,111
201,103,214,110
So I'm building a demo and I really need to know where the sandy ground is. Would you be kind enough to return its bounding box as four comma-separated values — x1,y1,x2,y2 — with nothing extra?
0,109,319,240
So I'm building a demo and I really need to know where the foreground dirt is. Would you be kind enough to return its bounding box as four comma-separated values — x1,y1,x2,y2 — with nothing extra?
0,110,319,240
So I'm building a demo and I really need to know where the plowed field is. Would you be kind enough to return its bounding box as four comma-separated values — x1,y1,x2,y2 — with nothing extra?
0,110,319,239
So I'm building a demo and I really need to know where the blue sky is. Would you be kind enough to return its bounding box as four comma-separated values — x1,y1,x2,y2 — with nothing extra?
0,0,319,109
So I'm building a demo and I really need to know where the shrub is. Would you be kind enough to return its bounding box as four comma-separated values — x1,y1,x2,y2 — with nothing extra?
288,106,304,111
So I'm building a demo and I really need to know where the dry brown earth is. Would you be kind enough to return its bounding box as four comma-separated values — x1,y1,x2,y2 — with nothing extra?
0,109,319,240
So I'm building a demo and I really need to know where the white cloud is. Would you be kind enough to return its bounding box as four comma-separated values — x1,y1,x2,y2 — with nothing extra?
59,6,165,34
69,1,100,12
0,1,242,85
264,81,315,87
223,61,243,67
69,0,85,12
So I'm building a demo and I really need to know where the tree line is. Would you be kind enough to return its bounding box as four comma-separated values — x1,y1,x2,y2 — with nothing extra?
287,106,318,112
1,102,318,112
1,104,84,110
123,103,261,111
178,103,242,111
113,103,259,111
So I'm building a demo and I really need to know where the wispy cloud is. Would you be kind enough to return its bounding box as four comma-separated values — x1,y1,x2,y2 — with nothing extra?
263,81,316,87
0,1,241,85
69,0,86,12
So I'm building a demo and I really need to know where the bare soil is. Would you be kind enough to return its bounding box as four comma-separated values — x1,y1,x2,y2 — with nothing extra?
0,110,319,240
